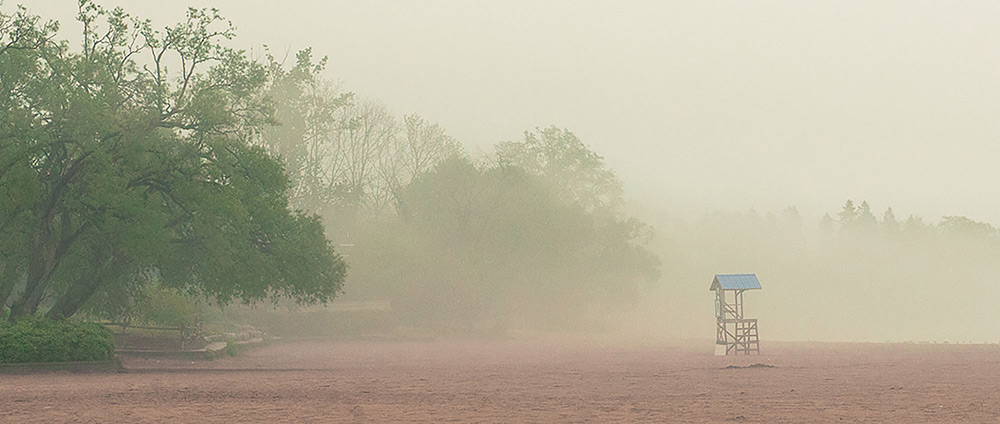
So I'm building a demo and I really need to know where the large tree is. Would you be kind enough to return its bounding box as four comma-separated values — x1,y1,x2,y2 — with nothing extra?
354,142,659,330
258,53,463,239
260,47,352,215
0,1,345,320
496,126,623,212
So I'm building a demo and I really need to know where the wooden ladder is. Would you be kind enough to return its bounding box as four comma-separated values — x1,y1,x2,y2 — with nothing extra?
733,319,760,355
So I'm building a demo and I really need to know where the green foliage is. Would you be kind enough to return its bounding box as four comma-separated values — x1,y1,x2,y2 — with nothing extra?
1,2,653,334
497,126,623,212
141,288,196,328
356,151,659,330
0,317,115,363
224,340,239,357
0,2,346,320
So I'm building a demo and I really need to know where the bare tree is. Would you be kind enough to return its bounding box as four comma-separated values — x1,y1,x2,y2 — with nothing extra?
261,64,465,227
377,114,464,213
327,98,398,212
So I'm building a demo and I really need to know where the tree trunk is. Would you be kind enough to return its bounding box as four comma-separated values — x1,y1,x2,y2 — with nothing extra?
45,252,125,320
0,266,27,314
44,275,102,320
7,234,57,320
0,264,14,310
7,212,88,321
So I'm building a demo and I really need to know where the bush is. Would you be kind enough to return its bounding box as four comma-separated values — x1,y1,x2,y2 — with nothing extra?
225,340,240,357
0,317,115,363
141,288,197,328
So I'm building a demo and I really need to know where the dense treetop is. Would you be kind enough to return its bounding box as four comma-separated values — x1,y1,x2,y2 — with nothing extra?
0,1,345,320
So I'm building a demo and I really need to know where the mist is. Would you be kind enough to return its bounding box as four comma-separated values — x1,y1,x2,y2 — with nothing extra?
25,0,1000,220
10,0,1000,344
623,205,1000,343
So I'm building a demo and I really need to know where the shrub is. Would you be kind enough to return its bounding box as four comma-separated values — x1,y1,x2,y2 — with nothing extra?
141,288,198,328
225,340,240,357
0,317,116,363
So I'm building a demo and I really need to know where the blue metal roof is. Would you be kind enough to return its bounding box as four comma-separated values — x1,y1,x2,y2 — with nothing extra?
710,274,762,291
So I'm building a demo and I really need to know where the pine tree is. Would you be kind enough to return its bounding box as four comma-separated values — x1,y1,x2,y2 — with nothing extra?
819,213,835,233
838,199,858,226
857,201,878,229
882,207,900,233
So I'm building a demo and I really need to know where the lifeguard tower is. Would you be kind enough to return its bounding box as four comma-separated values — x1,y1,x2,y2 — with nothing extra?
711,274,761,355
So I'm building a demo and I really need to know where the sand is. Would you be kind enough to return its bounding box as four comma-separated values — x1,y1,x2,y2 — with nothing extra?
3,338,1000,423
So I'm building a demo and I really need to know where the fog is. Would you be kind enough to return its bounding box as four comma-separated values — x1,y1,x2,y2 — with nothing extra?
14,1,1000,343
624,207,1000,343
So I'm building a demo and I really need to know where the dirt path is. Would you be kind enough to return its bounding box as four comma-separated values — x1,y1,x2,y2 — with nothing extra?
3,339,1000,422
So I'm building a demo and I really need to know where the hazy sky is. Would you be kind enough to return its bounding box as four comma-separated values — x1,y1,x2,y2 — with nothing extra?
16,1,1000,223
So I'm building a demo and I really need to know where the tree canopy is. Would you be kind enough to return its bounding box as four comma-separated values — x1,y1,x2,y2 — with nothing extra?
351,144,659,329
2,1,660,332
0,1,345,320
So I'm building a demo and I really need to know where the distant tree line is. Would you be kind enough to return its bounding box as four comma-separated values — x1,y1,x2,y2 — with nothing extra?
259,50,661,330
0,1,661,331
655,199,1000,342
